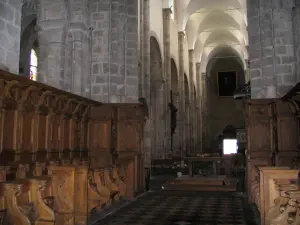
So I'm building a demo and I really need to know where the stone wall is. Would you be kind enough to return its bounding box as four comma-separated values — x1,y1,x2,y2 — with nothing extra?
247,0,296,98
0,0,22,74
90,0,139,103
207,58,245,148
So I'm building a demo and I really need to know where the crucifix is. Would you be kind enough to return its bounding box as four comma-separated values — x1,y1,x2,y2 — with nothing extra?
169,90,178,152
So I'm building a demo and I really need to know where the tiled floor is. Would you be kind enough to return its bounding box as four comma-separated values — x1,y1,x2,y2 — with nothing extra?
95,191,258,225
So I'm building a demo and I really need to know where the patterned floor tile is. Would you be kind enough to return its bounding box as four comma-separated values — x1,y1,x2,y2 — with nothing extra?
95,191,256,225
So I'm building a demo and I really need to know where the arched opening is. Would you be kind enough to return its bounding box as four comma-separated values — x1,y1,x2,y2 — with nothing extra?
19,17,39,80
150,36,164,160
170,59,179,155
206,49,245,151
184,74,190,155
29,49,38,81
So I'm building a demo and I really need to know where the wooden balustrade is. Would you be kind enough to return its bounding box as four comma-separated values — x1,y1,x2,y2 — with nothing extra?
0,70,146,225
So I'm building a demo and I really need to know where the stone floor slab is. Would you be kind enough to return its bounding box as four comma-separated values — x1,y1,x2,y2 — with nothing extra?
94,191,258,225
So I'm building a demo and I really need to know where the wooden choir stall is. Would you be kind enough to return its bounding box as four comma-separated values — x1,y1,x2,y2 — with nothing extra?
246,82,300,225
0,70,146,225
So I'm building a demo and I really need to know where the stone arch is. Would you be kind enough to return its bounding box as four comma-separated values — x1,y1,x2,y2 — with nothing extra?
222,125,237,138
150,37,163,82
150,36,164,160
19,18,39,79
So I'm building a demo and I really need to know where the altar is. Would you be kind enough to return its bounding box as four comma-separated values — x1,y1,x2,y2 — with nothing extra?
184,156,223,177
162,156,238,192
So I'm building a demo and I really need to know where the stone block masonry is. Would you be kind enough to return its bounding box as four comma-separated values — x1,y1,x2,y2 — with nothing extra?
90,0,139,103
0,0,22,74
247,0,296,98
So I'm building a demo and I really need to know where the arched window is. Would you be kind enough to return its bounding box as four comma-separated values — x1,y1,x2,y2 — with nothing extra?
29,49,38,81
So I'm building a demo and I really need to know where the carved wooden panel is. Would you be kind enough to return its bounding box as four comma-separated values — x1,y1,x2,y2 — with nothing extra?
247,119,272,153
3,110,16,151
63,118,71,150
117,105,143,121
246,100,274,158
37,115,47,150
277,116,298,152
89,121,110,151
90,105,112,121
117,122,139,151
0,70,146,224
21,111,33,151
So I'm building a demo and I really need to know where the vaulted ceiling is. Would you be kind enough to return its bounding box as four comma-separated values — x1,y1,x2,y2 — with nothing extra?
175,0,248,72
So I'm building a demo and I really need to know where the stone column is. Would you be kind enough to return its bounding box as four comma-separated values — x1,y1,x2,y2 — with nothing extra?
178,31,185,158
153,80,166,159
201,72,207,151
90,0,139,103
163,8,172,158
173,91,180,156
69,28,89,97
0,0,22,73
140,0,151,167
185,100,190,155
188,49,194,154
247,0,295,98
293,4,300,83
36,0,68,89
196,62,202,153
66,0,89,97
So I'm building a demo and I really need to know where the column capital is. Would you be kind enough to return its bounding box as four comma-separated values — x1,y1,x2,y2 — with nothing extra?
178,31,185,38
188,49,194,55
163,8,172,19
196,62,201,68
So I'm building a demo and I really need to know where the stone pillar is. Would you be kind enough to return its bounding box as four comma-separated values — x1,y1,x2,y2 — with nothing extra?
36,0,68,89
178,31,185,159
0,0,22,73
188,49,194,154
65,0,89,97
90,0,139,103
163,8,172,158
196,62,202,153
140,0,151,167
293,4,300,83
150,80,165,159
201,72,207,151
185,100,190,155
69,28,89,97
247,0,295,98
173,91,180,156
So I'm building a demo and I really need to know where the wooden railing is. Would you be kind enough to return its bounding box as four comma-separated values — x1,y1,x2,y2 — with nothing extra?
0,70,146,225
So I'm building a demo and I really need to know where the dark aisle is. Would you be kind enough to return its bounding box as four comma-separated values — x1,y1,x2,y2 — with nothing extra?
95,190,258,225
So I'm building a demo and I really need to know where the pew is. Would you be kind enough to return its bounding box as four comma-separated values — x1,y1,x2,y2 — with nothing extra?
0,70,146,225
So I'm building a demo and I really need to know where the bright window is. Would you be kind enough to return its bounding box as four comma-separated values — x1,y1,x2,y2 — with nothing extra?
29,49,38,81
223,139,238,155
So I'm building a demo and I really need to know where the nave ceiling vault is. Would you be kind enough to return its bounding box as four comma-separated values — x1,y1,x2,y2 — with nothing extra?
174,0,248,72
